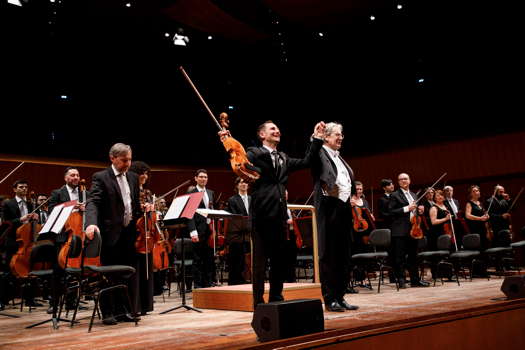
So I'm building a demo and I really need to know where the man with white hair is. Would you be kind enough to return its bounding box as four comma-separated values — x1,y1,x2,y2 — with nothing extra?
311,122,359,312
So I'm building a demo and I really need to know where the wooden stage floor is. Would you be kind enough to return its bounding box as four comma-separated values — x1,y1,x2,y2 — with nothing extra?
0,276,522,350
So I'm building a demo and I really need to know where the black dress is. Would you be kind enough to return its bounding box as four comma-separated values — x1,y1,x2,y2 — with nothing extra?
465,201,488,249
429,205,448,250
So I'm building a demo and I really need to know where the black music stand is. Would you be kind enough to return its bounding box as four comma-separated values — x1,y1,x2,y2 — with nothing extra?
159,192,204,314
26,201,77,329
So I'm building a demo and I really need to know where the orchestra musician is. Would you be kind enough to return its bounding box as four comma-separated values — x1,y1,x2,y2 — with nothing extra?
429,190,452,250
225,177,251,285
128,160,154,316
378,179,394,230
187,169,216,289
2,179,41,307
232,120,324,310
311,122,358,312
350,181,375,254
85,143,146,325
486,185,511,247
388,173,430,288
465,185,490,249
444,185,465,245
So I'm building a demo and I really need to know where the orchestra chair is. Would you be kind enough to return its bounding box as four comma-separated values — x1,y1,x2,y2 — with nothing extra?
419,235,459,286
509,226,525,274
351,229,398,293
57,234,84,321
483,229,514,277
449,233,485,281
173,238,193,295
20,241,56,313
70,231,137,332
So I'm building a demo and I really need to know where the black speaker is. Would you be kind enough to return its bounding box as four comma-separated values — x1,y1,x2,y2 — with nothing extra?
251,299,324,342
501,275,525,299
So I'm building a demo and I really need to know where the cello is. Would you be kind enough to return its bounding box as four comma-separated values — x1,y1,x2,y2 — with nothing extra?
179,66,260,183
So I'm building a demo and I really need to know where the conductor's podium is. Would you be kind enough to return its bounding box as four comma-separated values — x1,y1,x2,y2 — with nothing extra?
192,283,322,312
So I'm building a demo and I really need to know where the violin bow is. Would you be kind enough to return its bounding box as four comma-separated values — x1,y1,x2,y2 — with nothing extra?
414,172,447,204
179,66,223,131
296,190,315,217
508,187,524,213
486,185,500,213
155,180,192,202
0,161,25,185
448,214,459,251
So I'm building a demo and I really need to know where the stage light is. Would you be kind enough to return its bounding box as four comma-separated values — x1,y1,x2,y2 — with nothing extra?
418,78,425,83
164,32,170,37
7,0,23,6
370,15,376,21
228,106,234,110
60,95,68,100
125,2,131,7
318,32,324,37
208,35,213,40
397,4,403,10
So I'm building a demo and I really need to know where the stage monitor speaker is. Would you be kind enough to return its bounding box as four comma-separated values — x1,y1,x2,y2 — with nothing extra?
251,299,324,342
501,275,525,299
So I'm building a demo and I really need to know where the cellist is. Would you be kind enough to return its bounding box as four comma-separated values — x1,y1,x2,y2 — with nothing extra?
2,179,41,307
388,173,430,289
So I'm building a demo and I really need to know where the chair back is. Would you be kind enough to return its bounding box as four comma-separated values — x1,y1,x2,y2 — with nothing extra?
84,231,102,260
462,233,480,250
436,234,452,251
496,229,512,247
417,236,428,251
68,235,83,259
368,229,391,249
30,241,56,269
174,238,193,259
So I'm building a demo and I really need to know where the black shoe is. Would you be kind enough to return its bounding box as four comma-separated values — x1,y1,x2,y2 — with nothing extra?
269,295,284,302
410,280,431,287
346,286,359,294
325,301,345,312
338,299,359,311
116,313,140,322
398,280,407,289
0,302,4,311
102,315,118,325
25,300,43,307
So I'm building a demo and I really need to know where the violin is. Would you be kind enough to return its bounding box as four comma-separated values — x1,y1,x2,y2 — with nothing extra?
152,222,171,271
136,190,159,254
179,66,260,183
352,207,369,232
409,208,424,240
10,191,43,277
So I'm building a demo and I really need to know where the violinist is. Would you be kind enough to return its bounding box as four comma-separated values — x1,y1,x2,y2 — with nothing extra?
378,179,394,230
465,185,490,249
2,180,41,307
350,181,375,254
186,169,215,289
35,194,49,224
388,173,429,288
311,122,358,312
429,190,452,250
226,120,323,310
85,143,144,325
420,187,435,234
225,177,251,285
444,186,465,245
486,185,510,247
128,161,155,316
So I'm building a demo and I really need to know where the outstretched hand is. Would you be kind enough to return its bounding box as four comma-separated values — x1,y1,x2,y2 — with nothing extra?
313,121,326,139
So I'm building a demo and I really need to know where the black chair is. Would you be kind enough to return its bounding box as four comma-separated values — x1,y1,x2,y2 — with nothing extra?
509,226,525,273
173,238,193,295
483,229,513,277
21,241,56,313
72,232,137,332
449,234,484,281
351,229,398,293
419,234,459,286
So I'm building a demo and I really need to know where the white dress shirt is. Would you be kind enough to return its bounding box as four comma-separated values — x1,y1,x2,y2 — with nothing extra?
322,145,352,202
112,165,132,227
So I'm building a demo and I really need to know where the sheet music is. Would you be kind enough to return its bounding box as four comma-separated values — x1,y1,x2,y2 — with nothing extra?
164,194,190,221
39,203,65,234
195,209,236,217
52,205,75,234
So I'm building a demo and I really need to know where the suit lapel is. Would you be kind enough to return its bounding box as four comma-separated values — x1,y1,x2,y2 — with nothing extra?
108,167,124,203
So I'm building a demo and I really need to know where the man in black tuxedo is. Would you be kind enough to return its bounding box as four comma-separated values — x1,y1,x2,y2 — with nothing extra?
1,180,40,308
225,177,251,285
311,122,358,312
187,169,215,289
388,173,429,288
85,143,146,325
486,185,511,247
223,120,324,309
444,185,464,246
48,167,85,244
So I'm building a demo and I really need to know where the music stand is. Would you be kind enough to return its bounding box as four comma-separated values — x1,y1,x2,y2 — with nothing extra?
26,201,77,329
160,192,204,314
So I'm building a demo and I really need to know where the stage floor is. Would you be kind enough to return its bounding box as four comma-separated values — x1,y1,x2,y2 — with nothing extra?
0,276,521,350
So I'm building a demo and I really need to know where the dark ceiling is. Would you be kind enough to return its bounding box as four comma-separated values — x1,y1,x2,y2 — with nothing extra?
1,0,523,167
